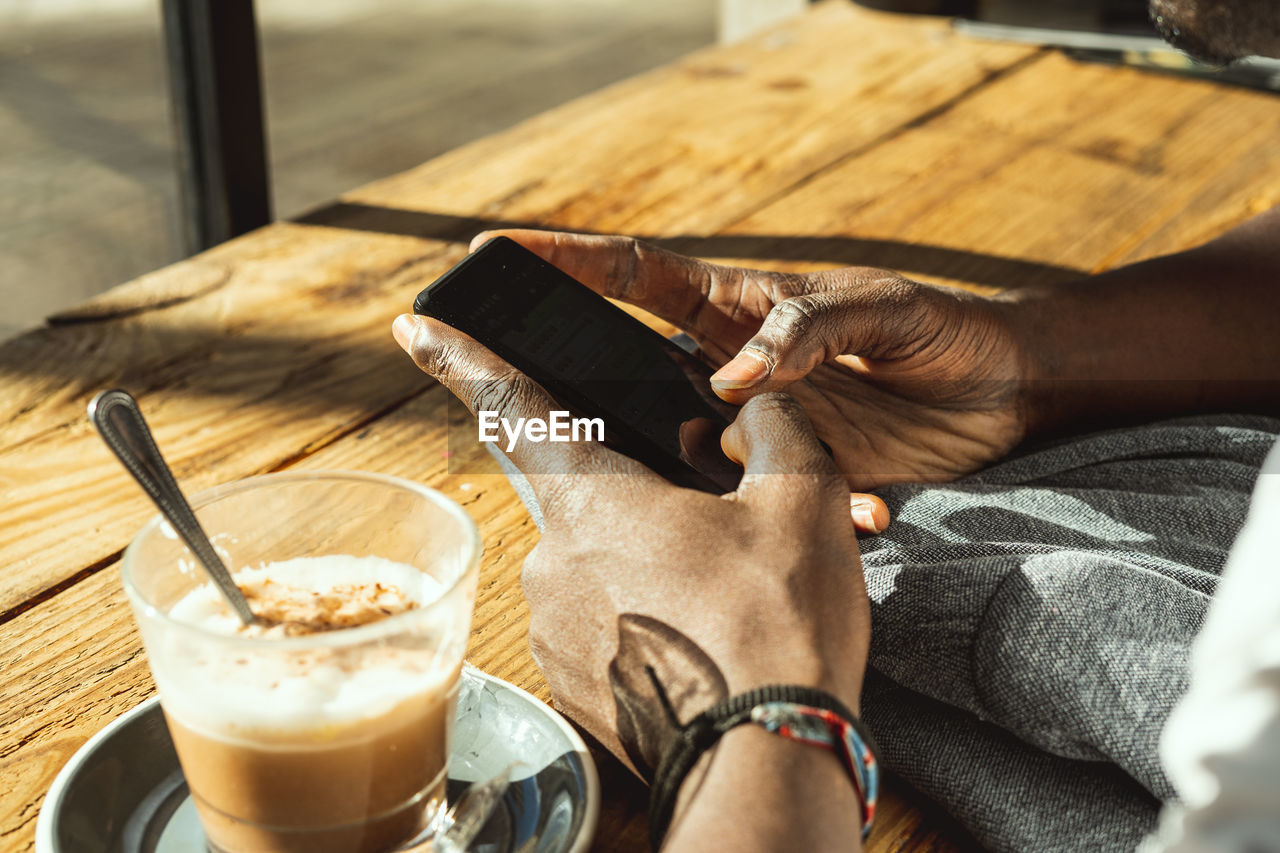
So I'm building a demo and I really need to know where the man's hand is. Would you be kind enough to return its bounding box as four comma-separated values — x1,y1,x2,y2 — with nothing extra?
393,313,870,780
462,230,1029,491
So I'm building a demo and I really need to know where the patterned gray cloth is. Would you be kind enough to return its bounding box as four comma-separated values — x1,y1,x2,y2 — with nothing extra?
858,414,1280,852
491,414,1280,852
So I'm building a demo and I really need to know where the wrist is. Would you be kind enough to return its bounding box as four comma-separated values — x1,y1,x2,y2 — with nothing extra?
669,725,864,851
991,286,1074,436
714,598,870,722
722,660,864,719
716,626,867,720
660,688,872,851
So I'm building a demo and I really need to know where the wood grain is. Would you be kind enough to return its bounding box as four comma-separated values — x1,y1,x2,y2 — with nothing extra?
0,381,970,852
711,51,1280,291
0,1,1038,617
3,1,1278,851
0,385,540,850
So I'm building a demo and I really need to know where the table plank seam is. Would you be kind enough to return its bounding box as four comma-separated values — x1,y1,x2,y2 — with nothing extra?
43,268,235,327
714,50,1050,235
0,551,118,628
0,381,440,626
257,381,437,475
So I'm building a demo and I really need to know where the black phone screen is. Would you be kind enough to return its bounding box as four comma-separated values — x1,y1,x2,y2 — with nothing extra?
413,236,740,491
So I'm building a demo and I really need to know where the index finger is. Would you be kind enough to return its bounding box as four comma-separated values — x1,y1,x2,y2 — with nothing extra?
393,313,665,512
469,229,741,340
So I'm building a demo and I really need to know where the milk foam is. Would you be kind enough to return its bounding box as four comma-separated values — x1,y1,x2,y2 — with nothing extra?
170,555,438,635
160,555,454,740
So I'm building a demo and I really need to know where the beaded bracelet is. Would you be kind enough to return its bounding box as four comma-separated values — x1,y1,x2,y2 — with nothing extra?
647,684,879,851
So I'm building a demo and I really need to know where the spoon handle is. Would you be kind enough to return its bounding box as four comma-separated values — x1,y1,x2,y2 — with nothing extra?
89,390,257,626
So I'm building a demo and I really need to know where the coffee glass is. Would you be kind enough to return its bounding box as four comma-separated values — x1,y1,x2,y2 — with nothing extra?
122,471,481,853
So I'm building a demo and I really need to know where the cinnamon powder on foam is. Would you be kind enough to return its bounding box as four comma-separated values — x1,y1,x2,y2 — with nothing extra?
236,577,420,638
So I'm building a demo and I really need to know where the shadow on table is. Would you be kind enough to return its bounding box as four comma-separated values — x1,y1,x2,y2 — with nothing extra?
295,202,1082,291
0,202,1078,405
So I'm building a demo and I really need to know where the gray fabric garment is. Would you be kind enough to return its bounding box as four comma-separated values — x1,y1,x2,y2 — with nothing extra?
491,413,1280,852
858,414,1280,852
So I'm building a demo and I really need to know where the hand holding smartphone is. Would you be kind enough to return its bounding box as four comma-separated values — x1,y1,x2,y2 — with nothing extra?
413,237,743,492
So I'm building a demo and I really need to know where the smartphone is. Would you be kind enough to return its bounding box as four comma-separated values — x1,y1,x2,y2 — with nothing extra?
413,236,741,492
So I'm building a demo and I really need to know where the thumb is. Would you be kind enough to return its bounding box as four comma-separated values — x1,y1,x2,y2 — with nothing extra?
709,286,905,403
849,493,890,535
720,393,845,509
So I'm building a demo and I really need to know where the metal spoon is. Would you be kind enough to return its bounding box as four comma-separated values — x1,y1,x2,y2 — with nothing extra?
402,762,517,852
89,389,257,626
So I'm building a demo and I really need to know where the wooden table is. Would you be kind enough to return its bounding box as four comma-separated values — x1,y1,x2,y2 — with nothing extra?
3,2,1278,850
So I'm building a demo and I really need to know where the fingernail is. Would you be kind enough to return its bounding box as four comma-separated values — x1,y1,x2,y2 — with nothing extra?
677,422,694,465
711,350,770,390
678,420,695,447
392,314,419,351
850,500,882,534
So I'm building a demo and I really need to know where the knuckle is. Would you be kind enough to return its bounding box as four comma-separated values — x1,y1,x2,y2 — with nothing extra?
411,333,470,385
738,393,842,480
470,368,531,418
879,276,928,314
774,270,821,298
858,270,927,312
878,282,940,353
520,531,576,587
627,236,646,266
743,390,805,422
625,237,648,297
601,235,643,298
519,545,542,591
526,622,553,668
406,328,442,373
764,295,824,346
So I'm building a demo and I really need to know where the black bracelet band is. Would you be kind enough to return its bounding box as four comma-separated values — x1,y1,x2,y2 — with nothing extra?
647,684,876,851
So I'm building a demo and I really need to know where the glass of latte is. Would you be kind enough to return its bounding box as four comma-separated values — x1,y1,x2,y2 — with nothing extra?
122,471,481,853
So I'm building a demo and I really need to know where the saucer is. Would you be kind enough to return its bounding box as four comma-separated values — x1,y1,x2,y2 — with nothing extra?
36,665,599,853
